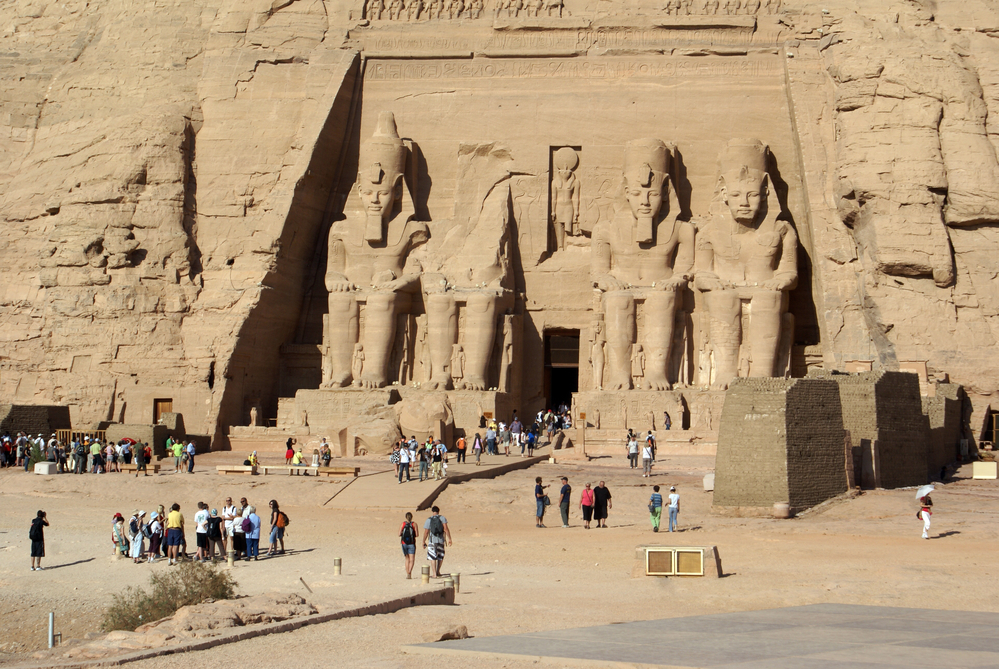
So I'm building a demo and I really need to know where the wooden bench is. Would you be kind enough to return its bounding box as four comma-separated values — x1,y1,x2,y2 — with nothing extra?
216,465,257,475
259,465,319,476
121,463,162,473
317,466,360,478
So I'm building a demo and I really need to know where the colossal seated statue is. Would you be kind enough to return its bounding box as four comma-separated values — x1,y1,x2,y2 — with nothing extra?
590,138,694,391
323,112,428,389
694,138,798,389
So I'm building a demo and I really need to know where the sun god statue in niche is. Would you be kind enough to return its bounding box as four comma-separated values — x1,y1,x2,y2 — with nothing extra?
323,112,428,389
694,138,797,389
590,138,694,391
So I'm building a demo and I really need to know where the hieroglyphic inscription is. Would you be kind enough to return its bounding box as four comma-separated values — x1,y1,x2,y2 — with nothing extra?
365,56,781,81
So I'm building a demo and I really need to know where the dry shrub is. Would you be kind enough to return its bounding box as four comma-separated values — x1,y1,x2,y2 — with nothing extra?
101,561,238,632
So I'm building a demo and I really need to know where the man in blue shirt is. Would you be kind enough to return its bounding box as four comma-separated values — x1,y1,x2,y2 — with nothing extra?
649,485,663,532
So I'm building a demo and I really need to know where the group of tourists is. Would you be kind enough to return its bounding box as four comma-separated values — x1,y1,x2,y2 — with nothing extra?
282,438,334,467
625,429,659,477
398,506,452,579
533,476,681,533
0,431,198,475
108,496,290,565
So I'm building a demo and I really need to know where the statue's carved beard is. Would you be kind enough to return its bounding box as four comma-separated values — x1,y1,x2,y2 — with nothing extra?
365,212,384,243
636,214,654,244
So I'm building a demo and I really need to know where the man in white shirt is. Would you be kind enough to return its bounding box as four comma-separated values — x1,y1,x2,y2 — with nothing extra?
194,501,209,562
398,441,412,483
221,497,238,555
641,441,654,477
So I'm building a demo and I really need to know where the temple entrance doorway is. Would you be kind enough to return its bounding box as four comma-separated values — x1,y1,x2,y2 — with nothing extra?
544,330,579,412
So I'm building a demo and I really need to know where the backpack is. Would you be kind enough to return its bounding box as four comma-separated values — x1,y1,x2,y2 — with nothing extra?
276,511,288,528
141,523,152,539
428,515,444,538
242,517,253,533
401,521,415,545
28,521,40,541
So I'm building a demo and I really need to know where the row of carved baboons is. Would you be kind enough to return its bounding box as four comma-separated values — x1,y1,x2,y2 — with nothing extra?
664,0,783,15
365,0,565,21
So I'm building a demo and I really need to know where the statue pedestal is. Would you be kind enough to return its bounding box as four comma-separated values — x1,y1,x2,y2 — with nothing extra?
289,388,401,429
396,386,515,439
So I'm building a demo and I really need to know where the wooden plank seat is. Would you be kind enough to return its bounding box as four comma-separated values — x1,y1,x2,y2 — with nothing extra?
216,465,257,475
120,463,162,473
317,466,360,478
259,465,318,476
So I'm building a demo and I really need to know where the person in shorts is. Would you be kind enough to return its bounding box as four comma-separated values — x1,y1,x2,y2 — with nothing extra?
30,510,49,571
166,503,185,564
423,506,452,578
399,512,419,579
194,502,209,562
171,440,184,473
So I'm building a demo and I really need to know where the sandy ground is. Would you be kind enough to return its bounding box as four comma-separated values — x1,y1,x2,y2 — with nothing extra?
0,451,997,668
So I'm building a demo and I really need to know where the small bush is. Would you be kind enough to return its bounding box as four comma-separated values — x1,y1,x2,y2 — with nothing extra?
26,443,44,469
102,561,238,632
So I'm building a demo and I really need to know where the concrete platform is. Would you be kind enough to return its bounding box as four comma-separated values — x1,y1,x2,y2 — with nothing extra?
406,603,999,668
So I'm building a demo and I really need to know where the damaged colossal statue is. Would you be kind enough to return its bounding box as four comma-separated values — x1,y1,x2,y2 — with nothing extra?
694,138,798,389
323,112,428,389
590,139,694,391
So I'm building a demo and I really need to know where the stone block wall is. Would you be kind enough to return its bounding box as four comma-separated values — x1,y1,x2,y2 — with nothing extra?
807,370,928,489
0,404,72,438
713,378,847,512
923,383,964,477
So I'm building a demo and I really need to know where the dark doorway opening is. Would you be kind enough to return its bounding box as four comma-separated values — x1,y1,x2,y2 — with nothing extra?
544,330,579,412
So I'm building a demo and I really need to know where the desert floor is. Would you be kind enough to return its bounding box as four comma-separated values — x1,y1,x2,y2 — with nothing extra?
0,450,997,668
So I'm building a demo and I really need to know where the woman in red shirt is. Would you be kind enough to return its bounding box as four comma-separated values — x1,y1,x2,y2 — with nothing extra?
579,482,595,530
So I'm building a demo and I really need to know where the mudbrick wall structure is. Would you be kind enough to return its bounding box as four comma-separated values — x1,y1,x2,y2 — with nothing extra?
2,0,999,449
713,378,848,513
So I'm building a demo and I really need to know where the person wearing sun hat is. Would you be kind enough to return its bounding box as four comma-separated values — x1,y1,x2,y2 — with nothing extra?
130,511,146,563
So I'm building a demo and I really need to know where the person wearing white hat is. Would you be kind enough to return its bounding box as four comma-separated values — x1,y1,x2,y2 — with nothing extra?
130,511,147,563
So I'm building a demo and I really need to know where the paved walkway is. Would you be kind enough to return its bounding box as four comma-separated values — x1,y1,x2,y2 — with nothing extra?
325,452,549,511
407,603,999,668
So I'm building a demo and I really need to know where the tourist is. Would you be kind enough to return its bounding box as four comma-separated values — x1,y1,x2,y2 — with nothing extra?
535,476,550,528
90,439,103,474
399,511,419,579
667,486,680,532
546,415,556,444
147,512,162,562
194,502,209,562
105,442,117,473
919,493,933,539
134,441,148,477
129,511,146,563
245,506,261,561
579,482,594,530
398,442,411,483
431,443,444,480
291,447,305,466
454,435,466,463
74,439,86,474
248,451,259,467
267,499,286,556
221,497,238,555
557,476,571,528
156,504,168,558
206,509,224,561
185,441,196,473
663,411,672,430
29,510,48,571
422,506,451,578
111,513,127,555
166,503,184,566
510,415,522,450
501,424,512,456
231,498,247,560
649,485,663,532
472,433,482,466
486,425,497,455
526,429,536,456
418,442,430,480
171,439,184,473
285,439,295,465
593,481,612,528
646,430,657,461
627,430,639,469
641,439,654,477
320,441,331,467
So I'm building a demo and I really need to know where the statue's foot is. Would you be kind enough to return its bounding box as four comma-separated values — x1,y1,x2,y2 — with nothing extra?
607,382,630,391
321,373,352,389
423,378,451,391
359,378,387,389
648,380,671,391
